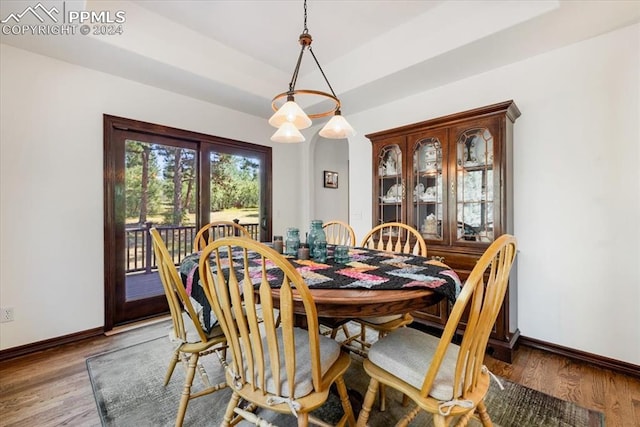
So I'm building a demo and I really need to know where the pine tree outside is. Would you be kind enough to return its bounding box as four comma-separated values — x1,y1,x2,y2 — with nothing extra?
124,141,260,275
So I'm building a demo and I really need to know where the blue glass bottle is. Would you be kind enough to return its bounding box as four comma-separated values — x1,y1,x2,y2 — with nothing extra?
313,239,327,262
285,228,300,257
307,220,327,261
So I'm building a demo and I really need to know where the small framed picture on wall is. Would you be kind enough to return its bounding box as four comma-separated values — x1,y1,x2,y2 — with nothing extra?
324,170,338,188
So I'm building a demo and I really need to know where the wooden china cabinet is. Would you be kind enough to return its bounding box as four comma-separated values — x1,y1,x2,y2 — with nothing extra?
366,100,521,362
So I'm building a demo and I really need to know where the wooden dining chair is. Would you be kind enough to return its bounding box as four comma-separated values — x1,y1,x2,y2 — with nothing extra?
340,222,427,355
360,222,426,256
150,228,229,427
322,220,356,246
193,220,251,252
198,237,356,427
319,220,357,342
334,222,428,409
356,234,517,427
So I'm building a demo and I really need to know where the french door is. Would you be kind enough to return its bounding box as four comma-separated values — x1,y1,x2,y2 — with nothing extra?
104,115,272,330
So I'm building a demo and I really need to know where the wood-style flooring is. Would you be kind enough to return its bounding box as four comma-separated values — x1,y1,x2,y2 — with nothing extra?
0,318,638,426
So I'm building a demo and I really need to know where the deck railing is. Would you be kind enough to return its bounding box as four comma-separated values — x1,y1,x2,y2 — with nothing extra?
126,221,260,274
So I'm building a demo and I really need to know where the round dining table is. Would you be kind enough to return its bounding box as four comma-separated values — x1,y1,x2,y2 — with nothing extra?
272,287,445,319
181,243,459,330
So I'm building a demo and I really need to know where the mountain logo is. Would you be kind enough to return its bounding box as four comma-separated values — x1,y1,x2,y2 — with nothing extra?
1,2,59,24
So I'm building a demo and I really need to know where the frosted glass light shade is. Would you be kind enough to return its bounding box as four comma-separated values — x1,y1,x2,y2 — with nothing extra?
319,114,356,139
268,101,312,129
270,122,305,143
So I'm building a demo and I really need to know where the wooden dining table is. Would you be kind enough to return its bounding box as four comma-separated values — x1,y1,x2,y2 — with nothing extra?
281,286,445,319
179,244,461,333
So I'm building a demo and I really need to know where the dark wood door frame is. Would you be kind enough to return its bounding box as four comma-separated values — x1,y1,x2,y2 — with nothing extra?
103,115,272,331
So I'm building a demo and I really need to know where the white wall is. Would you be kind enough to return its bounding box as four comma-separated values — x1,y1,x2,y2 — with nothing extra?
347,24,640,365
0,44,302,350
310,135,349,229
282,130,350,240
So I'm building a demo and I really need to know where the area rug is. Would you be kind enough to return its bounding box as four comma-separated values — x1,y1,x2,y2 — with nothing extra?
87,327,604,426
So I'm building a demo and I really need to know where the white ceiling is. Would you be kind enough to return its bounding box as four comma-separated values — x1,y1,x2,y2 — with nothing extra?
1,0,639,121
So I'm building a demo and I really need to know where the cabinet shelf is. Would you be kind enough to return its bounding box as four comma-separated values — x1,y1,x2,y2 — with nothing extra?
458,163,491,169
415,170,441,176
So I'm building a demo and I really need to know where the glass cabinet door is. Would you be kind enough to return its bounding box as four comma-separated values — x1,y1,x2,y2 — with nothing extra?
455,127,494,243
377,144,403,225
412,137,444,241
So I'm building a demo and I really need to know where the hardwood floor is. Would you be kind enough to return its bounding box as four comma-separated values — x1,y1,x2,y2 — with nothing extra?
0,319,638,426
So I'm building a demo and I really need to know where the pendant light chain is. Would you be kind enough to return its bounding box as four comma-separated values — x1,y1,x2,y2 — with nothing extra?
303,0,308,34
288,0,309,93
289,0,336,99
268,0,356,141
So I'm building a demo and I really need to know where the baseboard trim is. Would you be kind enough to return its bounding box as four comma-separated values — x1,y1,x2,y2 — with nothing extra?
520,335,640,378
1,325,637,378
0,327,104,362
105,315,170,336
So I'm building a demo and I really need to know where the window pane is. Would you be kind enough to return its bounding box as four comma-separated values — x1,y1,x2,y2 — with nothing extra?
124,140,197,300
209,152,261,239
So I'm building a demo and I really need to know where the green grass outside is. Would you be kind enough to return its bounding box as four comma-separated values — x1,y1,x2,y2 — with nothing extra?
126,207,259,226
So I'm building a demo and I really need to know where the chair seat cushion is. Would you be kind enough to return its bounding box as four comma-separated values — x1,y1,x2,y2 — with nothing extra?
247,327,341,399
359,314,403,325
368,327,460,401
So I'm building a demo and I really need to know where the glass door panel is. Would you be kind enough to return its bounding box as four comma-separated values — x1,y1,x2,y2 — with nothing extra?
456,128,494,242
377,144,403,225
209,152,261,239
413,138,444,240
124,140,197,301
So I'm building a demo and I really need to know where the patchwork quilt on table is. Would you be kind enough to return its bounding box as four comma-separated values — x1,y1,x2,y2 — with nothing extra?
180,245,460,308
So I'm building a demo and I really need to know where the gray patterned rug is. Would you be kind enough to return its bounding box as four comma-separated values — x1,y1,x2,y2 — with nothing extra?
87,326,604,426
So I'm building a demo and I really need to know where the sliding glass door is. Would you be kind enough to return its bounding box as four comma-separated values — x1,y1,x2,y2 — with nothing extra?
104,115,272,329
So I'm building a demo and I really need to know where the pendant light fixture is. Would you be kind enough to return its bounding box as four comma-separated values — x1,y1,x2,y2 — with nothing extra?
269,0,355,143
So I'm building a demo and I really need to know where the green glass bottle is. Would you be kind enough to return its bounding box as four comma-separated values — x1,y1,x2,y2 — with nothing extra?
308,220,327,261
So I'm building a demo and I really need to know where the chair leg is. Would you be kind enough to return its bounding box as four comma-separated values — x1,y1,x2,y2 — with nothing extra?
164,348,180,386
195,356,212,387
334,375,356,427
297,412,309,427
234,407,278,426
359,324,367,351
222,392,241,427
476,400,492,426
397,405,421,427
356,378,379,427
432,413,447,427
176,353,199,427
341,324,350,339
377,327,389,411
329,326,340,339
401,393,411,407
